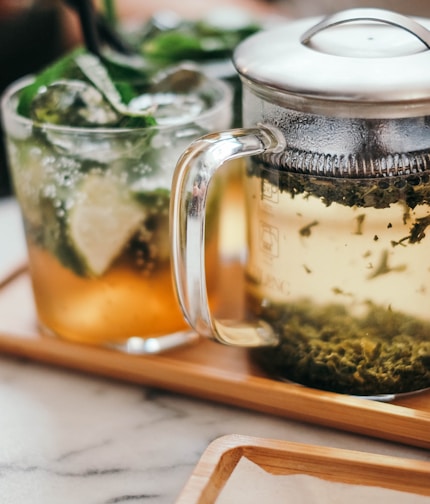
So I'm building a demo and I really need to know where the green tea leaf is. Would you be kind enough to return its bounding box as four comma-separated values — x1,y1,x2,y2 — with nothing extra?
140,19,260,63
142,32,205,63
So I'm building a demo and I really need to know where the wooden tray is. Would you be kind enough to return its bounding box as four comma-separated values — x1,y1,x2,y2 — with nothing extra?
1,265,430,450
176,434,430,503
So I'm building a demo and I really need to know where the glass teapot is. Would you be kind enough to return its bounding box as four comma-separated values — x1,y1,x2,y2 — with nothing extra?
170,8,430,397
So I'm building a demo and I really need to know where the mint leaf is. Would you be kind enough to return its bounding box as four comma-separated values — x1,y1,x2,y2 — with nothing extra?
17,47,86,118
17,47,156,127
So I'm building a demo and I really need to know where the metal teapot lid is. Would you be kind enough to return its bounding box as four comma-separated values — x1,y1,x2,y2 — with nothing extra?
233,8,430,118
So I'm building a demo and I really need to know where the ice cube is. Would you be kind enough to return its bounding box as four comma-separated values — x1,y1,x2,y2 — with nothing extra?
150,65,204,93
30,79,148,163
128,92,206,125
30,80,120,127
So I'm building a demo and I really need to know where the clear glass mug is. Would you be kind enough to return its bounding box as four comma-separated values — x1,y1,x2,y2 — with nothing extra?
2,73,232,353
170,12,430,397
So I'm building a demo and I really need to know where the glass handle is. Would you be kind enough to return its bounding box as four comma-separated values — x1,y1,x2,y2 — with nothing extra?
170,125,284,347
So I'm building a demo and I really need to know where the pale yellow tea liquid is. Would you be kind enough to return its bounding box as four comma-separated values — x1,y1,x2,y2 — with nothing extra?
28,233,218,346
245,163,430,395
245,175,430,317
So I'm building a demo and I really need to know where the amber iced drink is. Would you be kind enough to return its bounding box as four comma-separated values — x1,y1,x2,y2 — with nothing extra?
2,51,232,351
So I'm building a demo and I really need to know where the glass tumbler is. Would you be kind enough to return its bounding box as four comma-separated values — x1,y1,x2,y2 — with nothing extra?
2,73,232,353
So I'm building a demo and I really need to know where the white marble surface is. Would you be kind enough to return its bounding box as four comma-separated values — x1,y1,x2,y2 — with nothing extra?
1,197,430,503
0,197,26,285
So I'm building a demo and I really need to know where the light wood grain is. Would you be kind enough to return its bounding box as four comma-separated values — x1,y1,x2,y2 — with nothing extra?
176,434,430,503
0,265,430,450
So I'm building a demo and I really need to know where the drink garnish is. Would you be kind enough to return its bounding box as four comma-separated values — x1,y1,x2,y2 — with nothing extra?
67,171,146,276
75,52,156,122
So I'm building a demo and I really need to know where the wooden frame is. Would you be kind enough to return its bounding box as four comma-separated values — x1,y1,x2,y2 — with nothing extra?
176,434,430,503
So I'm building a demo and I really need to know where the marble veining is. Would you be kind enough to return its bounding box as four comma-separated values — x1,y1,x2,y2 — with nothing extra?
0,198,429,502
0,355,429,504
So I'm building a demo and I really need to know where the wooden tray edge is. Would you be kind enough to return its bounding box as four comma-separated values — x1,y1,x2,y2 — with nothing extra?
1,273,430,450
175,434,430,503
0,329,430,450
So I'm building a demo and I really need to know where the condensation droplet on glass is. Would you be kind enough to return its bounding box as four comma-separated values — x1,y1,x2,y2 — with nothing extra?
42,184,56,198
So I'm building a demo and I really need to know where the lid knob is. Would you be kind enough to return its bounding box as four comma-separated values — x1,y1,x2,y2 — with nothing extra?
301,8,430,50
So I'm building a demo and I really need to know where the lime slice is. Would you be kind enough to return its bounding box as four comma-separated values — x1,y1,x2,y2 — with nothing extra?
68,172,146,276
